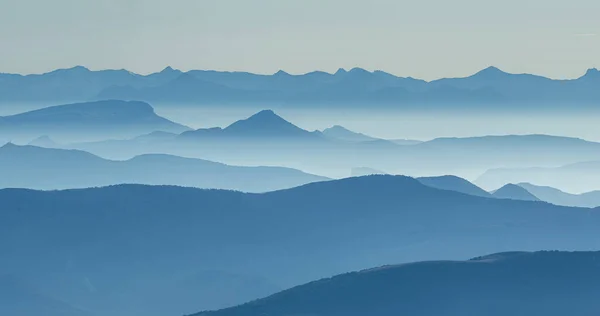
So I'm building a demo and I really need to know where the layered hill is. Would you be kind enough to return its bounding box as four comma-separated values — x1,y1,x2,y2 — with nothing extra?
2,176,600,315
0,100,189,142
194,251,600,316
0,143,327,192
517,183,600,208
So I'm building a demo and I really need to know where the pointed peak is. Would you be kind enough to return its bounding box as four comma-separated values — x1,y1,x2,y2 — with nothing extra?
274,70,290,76
492,183,540,201
475,66,507,76
161,66,178,73
0,142,18,149
334,68,347,75
224,109,310,137
248,109,281,120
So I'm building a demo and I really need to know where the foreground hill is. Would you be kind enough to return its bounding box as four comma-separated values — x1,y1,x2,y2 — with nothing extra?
0,143,327,192
0,276,90,316
194,251,600,316
0,100,190,142
2,176,600,315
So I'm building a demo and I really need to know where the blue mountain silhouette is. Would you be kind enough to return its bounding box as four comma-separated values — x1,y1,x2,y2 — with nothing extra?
0,275,90,316
0,143,327,191
2,176,600,316
2,66,599,105
417,175,492,198
0,100,190,142
180,110,321,140
192,251,600,316
517,183,600,208
491,183,541,201
476,160,600,194
321,125,379,142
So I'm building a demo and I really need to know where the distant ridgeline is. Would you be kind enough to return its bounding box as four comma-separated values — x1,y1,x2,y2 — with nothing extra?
0,66,599,107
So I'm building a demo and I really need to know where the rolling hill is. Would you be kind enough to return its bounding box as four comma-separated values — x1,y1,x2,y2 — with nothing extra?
1,176,600,315
491,184,541,201
0,143,327,192
476,160,600,194
417,175,492,198
517,183,600,208
193,251,600,316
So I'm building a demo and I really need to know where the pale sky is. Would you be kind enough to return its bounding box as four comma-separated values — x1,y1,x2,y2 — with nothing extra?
0,0,598,80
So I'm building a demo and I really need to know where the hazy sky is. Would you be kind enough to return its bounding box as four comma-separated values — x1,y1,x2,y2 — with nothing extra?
1,0,598,80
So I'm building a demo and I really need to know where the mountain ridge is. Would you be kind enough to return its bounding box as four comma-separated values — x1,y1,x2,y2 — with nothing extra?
2,65,599,105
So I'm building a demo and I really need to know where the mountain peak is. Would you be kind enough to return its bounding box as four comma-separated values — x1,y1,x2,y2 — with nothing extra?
160,66,178,73
68,65,90,72
0,142,17,150
348,67,370,74
250,109,278,119
334,68,347,75
474,66,507,77
274,70,290,76
49,65,90,75
492,183,540,201
223,110,312,138
581,68,600,79
324,125,350,132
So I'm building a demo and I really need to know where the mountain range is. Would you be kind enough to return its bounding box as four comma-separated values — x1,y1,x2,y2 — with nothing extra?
2,175,600,316
0,143,327,192
3,101,598,180
193,251,600,316
61,108,600,179
476,160,600,194
517,183,600,208
0,100,189,143
1,66,599,107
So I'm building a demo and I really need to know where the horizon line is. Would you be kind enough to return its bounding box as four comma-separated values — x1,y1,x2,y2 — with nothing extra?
1,65,598,83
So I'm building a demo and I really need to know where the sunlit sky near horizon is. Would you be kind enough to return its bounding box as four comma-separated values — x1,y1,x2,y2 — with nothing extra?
1,0,599,80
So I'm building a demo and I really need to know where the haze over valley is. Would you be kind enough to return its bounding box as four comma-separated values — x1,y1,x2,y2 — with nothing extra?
2,0,599,314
